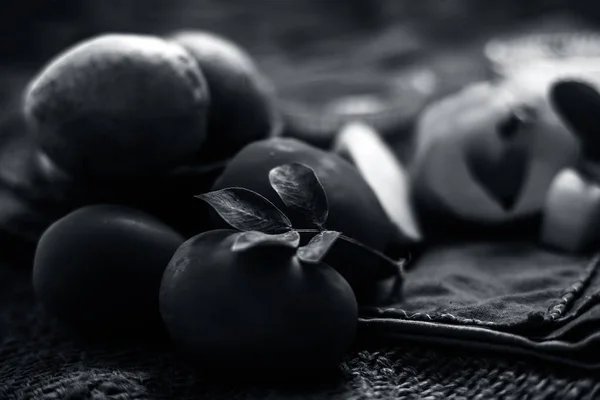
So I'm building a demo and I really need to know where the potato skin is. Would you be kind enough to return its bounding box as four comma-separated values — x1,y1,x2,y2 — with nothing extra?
33,204,185,339
160,229,358,369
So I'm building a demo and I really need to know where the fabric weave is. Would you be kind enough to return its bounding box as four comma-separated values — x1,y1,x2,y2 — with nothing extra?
1,261,599,399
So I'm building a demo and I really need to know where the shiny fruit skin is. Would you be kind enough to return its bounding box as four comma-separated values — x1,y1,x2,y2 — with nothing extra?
211,138,399,303
171,31,280,163
159,229,358,369
33,205,185,338
24,34,209,178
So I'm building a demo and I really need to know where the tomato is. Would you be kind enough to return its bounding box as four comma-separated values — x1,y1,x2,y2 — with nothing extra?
33,204,185,339
170,30,280,163
211,137,401,304
24,34,209,178
159,229,358,369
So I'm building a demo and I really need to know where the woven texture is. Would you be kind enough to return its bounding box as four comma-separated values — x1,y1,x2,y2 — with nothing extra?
2,9,600,400
1,262,599,400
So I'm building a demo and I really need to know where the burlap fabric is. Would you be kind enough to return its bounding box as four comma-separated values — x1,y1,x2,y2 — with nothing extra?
1,260,599,400
2,13,600,399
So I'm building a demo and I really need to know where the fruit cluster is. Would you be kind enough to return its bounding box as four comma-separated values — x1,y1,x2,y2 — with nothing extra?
27,31,405,370
24,26,600,372
34,164,387,369
24,31,279,178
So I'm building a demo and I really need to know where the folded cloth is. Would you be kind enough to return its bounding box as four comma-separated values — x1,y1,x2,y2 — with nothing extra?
1,237,599,399
2,110,600,370
361,241,600,369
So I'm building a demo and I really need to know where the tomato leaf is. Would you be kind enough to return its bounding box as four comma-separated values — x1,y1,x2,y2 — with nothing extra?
268,163,328,228
196,188,292,234
232,230,300,252
297,230,341,264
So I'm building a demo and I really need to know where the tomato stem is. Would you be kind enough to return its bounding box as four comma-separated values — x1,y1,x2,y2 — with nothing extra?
294,228,407,274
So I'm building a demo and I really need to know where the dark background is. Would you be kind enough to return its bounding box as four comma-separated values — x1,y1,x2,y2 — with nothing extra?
0,0,592,61
1,1,600,124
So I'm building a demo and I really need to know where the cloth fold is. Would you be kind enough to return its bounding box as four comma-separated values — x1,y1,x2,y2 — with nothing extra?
361,242,600,368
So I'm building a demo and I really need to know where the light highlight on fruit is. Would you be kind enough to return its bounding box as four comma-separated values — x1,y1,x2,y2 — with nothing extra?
24,34,209,178
333,122,421,244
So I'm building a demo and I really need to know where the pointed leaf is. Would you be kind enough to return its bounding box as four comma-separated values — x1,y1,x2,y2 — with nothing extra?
297,231,341,264
269,163,329,227
196,187,292,234
232,230,300,252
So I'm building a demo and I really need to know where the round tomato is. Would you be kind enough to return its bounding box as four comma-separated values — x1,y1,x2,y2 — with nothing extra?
33,204,185,339
159,229,358,369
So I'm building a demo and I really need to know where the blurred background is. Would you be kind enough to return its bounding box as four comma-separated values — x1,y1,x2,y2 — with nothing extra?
2,0,600,145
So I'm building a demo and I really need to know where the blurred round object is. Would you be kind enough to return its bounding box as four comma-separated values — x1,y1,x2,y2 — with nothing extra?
411,79,578,239
485,32,600,82
169,30,283,163
279,68,437,148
